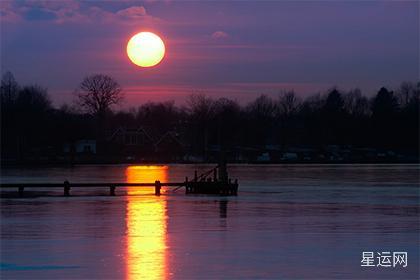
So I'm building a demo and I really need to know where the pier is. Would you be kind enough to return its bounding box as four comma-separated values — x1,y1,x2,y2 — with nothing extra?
0,166,238,197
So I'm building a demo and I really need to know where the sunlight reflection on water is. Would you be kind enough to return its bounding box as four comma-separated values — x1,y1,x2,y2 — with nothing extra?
125,165,168,280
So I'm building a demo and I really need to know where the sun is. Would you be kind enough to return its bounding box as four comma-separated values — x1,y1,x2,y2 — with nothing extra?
127,32,165,68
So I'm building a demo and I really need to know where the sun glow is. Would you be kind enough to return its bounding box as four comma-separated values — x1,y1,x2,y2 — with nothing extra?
127,32,165,67
125,165,168,280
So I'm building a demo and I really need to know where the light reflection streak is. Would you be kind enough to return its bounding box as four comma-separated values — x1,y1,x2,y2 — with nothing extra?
125,165,168,280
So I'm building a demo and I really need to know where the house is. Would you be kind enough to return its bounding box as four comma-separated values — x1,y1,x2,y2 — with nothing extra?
257,152,271,162
107,127,155,157
233,146,261,162
154,131,184,160
109,127,154,146
63,140,96,154
280,152,298,161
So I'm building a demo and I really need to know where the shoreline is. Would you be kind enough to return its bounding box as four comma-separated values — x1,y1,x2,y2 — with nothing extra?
1,160,419,169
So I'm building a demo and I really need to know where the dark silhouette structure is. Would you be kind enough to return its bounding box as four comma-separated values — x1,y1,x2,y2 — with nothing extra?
1,72,419,164
1,165,239,196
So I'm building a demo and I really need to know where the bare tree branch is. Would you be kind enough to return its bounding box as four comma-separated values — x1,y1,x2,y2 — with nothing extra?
75,74,123,116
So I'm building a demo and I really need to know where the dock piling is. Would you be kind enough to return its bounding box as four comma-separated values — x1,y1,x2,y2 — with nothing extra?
155,180,161,196
110,186,116,196
64,180,70,196
18,186,24,197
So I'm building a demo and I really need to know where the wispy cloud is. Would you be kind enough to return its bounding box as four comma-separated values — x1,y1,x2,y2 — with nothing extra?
211,31,229,40
116,6,147,19
0,1,23,22
0,1,160,25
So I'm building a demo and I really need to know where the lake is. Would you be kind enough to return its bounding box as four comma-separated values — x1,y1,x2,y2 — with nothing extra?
1,164,419,279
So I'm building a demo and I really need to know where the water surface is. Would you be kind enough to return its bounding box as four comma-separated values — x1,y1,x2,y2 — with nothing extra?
1,164,419,279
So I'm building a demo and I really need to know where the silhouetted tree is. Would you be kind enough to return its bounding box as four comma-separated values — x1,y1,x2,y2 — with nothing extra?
322,89,346,144
343,89,370,145
76,74,123,117
1,76,419,164
370,87,399,148
1,72,20,160
1,71,19,105
136,101,181,135
324,88,344,115
344,88,369,117
213,97,241,149
371,87,398,117
14,85,52,160
299,93,324,145
184,94,216,157
276,91,301,147
277,90,301,117
397,82,420,151
245,95,276,146
397,82,416,107
185,94,216,120
16,85,51,113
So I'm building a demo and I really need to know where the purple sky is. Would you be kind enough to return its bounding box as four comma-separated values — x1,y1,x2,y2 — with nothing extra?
1,0,418,107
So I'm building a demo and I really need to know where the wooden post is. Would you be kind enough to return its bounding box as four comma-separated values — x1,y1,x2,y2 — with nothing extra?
64,180,70,196
18,186,24,197
155,180,161,196
185,177,189,194
194,170,198,182
110,186,116,196
219,161,228,183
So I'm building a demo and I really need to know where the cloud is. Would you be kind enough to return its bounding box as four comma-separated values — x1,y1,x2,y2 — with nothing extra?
23,0,80,11
24,7,57,21
1,2,154,24
0,1,22,22
211,31,229,39
54,8,87,24
116,6,147,19
0,0,86,23
87,6,116,23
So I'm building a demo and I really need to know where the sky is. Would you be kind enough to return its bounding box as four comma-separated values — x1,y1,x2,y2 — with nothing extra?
0,0,419,107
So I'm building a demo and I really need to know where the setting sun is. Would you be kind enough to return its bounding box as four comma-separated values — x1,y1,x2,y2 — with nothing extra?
127,32,165,67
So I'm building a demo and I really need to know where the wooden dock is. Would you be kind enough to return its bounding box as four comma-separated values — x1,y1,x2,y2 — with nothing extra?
0,180,238,197
0,181,179,196
0,165,239,197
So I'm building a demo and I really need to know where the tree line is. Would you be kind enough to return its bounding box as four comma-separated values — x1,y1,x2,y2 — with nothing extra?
1,72,418,163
